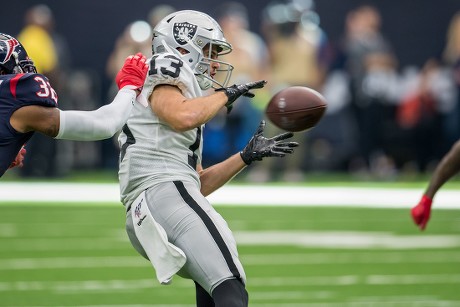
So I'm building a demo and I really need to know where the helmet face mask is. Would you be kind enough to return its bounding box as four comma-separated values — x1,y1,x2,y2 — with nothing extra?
0,33,37,75
152,10,234,90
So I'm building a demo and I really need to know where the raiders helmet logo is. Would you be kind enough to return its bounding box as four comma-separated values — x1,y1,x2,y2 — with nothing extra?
173,22,197,46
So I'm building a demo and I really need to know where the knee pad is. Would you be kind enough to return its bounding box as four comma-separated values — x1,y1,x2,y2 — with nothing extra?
212,278,248,307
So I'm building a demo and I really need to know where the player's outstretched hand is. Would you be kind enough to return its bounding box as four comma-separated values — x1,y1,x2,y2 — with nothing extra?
9,146,26,169
411,195,433,231
240,120,298,165
216,80,267,114
116,52,149,95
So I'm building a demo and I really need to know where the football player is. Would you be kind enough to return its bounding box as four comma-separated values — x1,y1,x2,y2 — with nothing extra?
0,33,148,177
411,139,460,230
119,10,298,307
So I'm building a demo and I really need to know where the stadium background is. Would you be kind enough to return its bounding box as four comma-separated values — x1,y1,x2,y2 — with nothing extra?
2,0,460,178
1,0,459,95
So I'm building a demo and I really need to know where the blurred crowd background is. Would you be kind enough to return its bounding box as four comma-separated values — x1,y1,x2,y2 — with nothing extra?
3,0,460,181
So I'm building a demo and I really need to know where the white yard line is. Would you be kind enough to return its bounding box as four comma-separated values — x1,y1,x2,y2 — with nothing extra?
1,274,460,291
235,231,460,249
1,248,459,271
1,182,460,208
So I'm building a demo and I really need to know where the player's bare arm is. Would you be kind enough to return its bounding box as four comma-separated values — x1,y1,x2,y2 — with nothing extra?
198,154,247,196
425,140,460,198
11,53,147,141
198,120,298,196
151,84,228,131
10,105,60,137
411,139,460,230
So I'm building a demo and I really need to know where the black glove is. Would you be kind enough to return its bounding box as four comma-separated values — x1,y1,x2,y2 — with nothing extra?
240,120,299,165
216,80,267,114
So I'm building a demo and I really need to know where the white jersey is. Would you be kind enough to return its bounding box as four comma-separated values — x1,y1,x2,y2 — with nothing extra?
118,53,204,208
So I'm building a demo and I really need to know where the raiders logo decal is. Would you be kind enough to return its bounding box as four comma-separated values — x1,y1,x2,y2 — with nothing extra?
173,22,197,45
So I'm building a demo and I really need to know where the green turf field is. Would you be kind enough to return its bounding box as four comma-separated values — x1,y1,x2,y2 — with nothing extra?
1,199,460,306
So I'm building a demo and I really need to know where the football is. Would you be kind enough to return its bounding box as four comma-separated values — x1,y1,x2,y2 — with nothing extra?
265,86,327,132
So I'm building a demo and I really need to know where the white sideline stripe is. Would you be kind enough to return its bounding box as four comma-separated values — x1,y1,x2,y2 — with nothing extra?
1,250,459,271
1,182,460,208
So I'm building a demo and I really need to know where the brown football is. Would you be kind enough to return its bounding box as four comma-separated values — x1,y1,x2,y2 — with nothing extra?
265,86,327,132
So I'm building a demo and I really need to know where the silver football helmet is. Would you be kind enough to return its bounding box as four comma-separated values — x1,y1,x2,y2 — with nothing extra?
152,10,233,90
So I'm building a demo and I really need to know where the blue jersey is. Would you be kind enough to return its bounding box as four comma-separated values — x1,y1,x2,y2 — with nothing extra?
0,73,58,177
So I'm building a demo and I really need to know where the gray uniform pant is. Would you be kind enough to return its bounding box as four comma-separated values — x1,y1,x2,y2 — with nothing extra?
125,180,246,294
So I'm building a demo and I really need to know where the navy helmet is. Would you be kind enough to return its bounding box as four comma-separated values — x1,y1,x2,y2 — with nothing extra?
0,33,37,75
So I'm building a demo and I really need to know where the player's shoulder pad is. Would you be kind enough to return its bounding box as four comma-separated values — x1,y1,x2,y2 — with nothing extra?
149,53,185,78
13,73,58,106
144,53,193,95
17,72,49,82
14,73,52,90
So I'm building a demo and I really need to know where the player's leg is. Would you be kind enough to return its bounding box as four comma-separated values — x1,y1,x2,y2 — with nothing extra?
195,281,215,307
144,181,247,299
196,278,248,307
212,278,248,307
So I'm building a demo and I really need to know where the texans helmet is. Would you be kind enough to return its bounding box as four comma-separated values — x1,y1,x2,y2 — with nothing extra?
0,33,37,75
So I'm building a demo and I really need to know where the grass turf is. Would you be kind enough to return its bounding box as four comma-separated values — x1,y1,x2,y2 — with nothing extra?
1,202,460,306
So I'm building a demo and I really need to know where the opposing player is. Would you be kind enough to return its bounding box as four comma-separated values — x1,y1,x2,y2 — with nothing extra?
119,10,298,307
0,33,148,177
411,139,460,230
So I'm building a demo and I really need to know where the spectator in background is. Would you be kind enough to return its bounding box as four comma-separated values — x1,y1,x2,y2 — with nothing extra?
253,0,329,181
18,5,57,76
202,2,270,167
106,21,153,94
394,12,460,174
263,0,327,92
17,4,73,177
396,59,443,172
339,5,399,177
107,4,175,87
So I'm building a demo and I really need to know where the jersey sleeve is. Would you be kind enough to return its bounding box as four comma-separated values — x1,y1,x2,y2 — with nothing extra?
13,73,58,107
143,53,195,99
